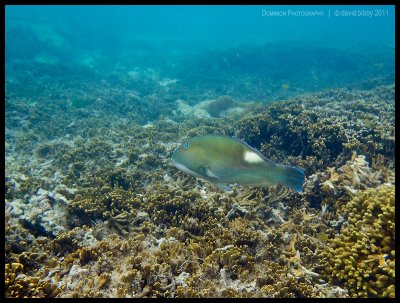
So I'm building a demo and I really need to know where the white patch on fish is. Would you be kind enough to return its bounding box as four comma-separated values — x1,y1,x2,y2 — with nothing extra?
243,151,264,164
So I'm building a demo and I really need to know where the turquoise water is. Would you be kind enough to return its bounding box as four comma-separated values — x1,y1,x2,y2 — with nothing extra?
6,5,394,97
6,5,395,51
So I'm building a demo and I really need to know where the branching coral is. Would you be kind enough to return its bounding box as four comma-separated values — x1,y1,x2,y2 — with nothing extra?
143,184,224,233
235,87,394,173
67,186,141,227
5,261,61,298
302,152,387,211
202,245,254,280
320,185,395,298
5,80,394,298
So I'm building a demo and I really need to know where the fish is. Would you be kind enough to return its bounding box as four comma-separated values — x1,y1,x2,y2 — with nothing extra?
171,135,305,192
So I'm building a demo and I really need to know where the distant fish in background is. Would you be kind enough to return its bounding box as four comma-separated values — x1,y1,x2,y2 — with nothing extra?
171,135,305,192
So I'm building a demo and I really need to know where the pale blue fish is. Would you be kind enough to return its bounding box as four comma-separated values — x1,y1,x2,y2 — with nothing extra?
171,135,305,192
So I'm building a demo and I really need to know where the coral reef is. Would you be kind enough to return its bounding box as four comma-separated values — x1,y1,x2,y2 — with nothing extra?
204,95,236,117
235,87,394,176
5,56,395,300
320,185,395,298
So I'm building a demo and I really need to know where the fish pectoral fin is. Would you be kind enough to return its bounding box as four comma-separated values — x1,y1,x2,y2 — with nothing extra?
214,183,232,192
201,165,220,180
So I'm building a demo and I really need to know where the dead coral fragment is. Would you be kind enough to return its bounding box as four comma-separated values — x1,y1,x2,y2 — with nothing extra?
104,208,133,235
97,272,111,289
202,245,254,280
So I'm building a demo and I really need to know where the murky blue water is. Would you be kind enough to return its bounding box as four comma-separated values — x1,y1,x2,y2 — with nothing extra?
6,5,394,102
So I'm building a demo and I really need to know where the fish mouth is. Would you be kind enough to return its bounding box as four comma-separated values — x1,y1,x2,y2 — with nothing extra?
171,149,179,165
171,156,179,167
171,145,180,160
170,150,184,170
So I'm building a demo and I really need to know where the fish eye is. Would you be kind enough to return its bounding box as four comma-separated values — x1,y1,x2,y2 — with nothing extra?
182,143,190,149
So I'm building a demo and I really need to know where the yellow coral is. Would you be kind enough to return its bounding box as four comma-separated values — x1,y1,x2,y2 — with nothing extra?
321,185,395,298
5,262,60,298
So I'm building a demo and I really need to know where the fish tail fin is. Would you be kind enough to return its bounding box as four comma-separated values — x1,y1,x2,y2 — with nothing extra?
279,165,305,192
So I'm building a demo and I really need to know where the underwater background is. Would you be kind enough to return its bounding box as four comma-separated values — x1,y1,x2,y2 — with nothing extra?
5,5,395,298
